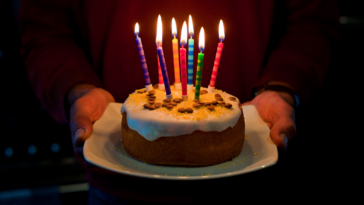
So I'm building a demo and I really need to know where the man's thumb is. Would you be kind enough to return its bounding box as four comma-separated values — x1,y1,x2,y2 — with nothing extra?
269,118,296,150
70,112,94,147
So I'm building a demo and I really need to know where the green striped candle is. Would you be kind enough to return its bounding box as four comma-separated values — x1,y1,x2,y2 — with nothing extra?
194,27,205,100
194,53,204,100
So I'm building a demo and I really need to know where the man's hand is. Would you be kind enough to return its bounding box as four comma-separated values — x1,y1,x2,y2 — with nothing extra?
68,84,115,156
243,91,296,150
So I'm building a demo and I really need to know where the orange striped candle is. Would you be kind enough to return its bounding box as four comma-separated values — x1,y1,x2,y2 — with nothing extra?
172,18,181,89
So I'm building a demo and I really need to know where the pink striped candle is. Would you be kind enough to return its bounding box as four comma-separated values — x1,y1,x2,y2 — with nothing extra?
208,20,225,93
180,21,188,100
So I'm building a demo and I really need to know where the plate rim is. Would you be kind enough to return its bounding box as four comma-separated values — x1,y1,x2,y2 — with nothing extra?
84,102,278,180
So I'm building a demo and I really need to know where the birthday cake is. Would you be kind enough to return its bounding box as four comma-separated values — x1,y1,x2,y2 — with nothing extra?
120,86,245,166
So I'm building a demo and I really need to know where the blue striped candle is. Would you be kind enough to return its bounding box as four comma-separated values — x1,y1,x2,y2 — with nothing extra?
157,47,172,98
188,39,194,85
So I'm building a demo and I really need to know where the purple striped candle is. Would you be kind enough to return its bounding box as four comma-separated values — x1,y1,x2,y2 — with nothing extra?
135,23,152,91
157,47,172,98
156,15,172,99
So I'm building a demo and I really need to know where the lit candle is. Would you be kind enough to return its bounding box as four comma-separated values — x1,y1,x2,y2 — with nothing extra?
194,27,205,100
187,15,194,91
172,18,181,90
156,15,173,99
180,21,188,101
135,23,153,91
208,20,225,93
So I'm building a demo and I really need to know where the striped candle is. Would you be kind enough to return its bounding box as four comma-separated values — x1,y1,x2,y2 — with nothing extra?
208,20,225,93
188,39,194,85
135,23,152,91
180,21,188,100
187,15,194,89
157,47,172,98
194,27,205,100
172,39,180,84
194,52,204,100
156,15,172,99
157,47,164,86
180,48,187,98
171,18,181,87
209,42,223,87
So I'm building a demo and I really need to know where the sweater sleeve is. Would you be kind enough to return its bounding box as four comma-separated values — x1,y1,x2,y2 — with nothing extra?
255,0,339,104
19,0,102,124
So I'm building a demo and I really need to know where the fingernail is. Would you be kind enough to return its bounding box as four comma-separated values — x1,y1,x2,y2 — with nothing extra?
279,133,288,150
74,128,85,146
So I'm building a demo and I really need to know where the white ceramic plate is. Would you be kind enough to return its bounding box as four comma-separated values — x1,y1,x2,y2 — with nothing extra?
84,103,277,180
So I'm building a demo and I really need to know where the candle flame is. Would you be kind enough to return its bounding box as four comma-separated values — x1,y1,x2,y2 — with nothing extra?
172,18,177,37
219,20,225,41
181,21,187,46
188,15,194,37
135,23,139,36
199,27,205,52
156,15,162,46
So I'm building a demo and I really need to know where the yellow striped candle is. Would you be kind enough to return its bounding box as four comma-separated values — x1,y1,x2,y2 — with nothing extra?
172,18,181,89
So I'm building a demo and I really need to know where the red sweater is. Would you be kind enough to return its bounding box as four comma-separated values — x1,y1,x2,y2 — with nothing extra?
19,0,339,200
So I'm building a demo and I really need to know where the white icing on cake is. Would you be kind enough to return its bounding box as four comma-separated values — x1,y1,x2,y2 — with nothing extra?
120,87,242,141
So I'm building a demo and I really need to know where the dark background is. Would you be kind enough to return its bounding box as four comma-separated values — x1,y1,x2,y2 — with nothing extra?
0,0,361,203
